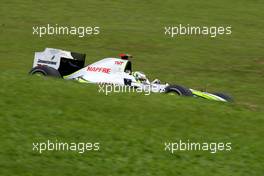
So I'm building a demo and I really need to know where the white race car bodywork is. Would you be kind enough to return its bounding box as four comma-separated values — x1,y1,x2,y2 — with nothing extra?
65,58,131,84
64,58,167,93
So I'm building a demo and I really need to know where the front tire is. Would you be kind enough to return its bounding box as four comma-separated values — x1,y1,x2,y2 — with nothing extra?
165,85,193,96
29,65,61,78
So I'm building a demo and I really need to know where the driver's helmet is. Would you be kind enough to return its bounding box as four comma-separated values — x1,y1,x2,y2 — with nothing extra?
133,71,148,83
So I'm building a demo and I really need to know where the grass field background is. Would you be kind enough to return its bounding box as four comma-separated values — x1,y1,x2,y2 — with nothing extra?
0,0,263,175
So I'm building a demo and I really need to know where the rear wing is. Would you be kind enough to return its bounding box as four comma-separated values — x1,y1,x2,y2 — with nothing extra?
33,48,86,76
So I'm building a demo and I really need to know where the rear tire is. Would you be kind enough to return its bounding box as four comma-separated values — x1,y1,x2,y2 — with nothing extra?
213,92,233,102
165,85,193,96
29,65,61,78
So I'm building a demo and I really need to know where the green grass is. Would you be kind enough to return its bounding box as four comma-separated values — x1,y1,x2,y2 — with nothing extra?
0,0,263,175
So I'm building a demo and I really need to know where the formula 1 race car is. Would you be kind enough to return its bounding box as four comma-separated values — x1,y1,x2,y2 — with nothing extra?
29,48,232,102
